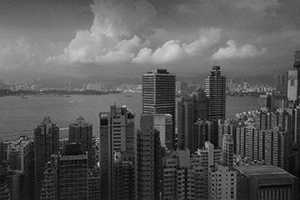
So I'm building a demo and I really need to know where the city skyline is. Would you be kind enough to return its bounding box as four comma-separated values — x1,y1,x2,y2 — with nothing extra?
0,0,299,80
1,61,300,199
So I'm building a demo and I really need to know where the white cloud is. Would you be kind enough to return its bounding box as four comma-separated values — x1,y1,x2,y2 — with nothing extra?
48,0,222,65
212,40,267,60
133,28,222,63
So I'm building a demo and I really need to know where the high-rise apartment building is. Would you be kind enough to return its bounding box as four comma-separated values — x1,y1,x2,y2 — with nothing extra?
142,69,176,149
135,114,164,200
69,117,94,168
205,65,226,122
218,119,238,152
236,125,291,171
194,142,222,200
208,134,237,200
99,104,135,200
34,117,59,200
6,136,34,200
222,134,234,169
162,149,207,200
176,88,208,151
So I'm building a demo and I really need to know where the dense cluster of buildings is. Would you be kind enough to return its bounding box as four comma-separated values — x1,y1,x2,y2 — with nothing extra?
1,52,300,199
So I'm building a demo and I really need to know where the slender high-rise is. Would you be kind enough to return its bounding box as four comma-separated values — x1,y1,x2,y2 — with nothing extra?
205,65,226,121
34,117,59,200
69,117,94,168
205,65,226,147
99,105,135,200
142,69,176,148
135,114,163,200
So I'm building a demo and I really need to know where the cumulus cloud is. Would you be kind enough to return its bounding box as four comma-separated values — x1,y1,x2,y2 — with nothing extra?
48,0,156,65
212,40,267,60
133,28,222,63
48,0,222,65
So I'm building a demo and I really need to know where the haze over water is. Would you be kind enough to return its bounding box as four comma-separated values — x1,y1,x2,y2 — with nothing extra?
0,93,259,140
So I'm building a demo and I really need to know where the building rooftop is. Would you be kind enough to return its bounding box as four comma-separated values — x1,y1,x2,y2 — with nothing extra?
235,165,296,185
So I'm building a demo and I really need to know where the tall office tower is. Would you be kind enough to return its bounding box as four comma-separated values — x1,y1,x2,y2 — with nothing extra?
205,65,226,122
277,73,288,96
161,149,206,200
176,88,208,150
194,142,222,200
34,117,59,200
205,65,226,147
69,117,95,168
99,105,135,200
236,165,299,200
135,114,164,200
6,136,34,200
58,144,88,200
142,69,176,149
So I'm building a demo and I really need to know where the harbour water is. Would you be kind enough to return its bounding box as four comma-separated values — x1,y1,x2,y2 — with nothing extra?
0,93,259,140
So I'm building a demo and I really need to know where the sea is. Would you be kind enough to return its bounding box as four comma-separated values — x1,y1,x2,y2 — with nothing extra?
0,93,259,140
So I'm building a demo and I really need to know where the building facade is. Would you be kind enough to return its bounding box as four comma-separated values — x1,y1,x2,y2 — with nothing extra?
34,117,59,200
142,69,176,149
69,117,95,168
135,114,164,200
99,105,135,200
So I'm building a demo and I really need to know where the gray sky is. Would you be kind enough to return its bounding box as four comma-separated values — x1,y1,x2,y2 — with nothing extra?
0,0,299,79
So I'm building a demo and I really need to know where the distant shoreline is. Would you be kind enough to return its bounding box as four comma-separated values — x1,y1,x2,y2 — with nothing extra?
0,89,122,97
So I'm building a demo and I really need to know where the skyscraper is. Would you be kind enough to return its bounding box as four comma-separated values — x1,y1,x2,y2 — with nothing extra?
142,69,176,149
99,104,135,200
135,114,163,200
58,144,88,200
176,88,209,151
205,65,226,147
34,117,59,200
205,65,226,121
294,50,300,104
69,116,94,168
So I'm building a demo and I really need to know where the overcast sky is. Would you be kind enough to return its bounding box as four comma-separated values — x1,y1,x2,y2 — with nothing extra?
0,0,299,79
